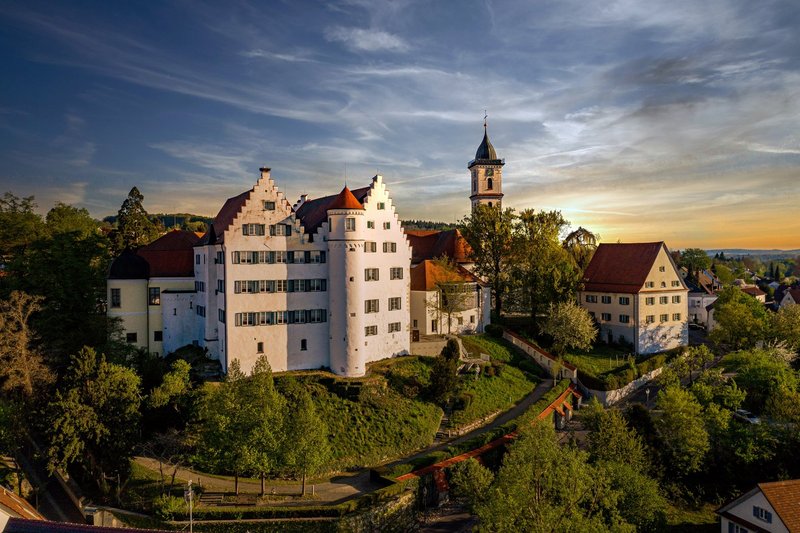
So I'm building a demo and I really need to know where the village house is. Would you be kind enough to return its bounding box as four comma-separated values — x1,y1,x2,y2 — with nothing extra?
579,242,689,354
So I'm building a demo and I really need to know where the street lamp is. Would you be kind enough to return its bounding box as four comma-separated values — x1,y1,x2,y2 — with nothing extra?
645,388,651,405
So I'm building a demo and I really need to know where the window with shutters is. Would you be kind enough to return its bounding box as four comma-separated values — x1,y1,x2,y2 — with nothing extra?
646,315,655,324
601,296,612,304
753,505,772,523
672,295,681,303
243,223,265,236
646,297,655,305
345,218,356,231
263,200,275,210
365,241,377,253
367,220,375,229
365,268,379,281
111,288,121,308
383,242,396,253
619,296,630,305
389,322,402,333
390,267,403,280
389,297,401,311
601,313,611,321
365,325,378,336
585,295,597,303
660,296,668,304
619,315,630,323
365,299,379,313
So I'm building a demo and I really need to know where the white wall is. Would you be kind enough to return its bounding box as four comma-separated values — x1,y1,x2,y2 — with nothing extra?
161,291,200,355
722,491,788,533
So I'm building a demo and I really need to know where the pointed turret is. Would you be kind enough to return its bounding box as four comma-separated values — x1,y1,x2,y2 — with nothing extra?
327,186,365,211
468,117,505,211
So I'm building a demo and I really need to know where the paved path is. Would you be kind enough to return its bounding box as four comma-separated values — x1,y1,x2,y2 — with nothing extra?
134,378,554,506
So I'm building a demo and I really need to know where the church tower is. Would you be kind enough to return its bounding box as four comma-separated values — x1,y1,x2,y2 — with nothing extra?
468,118,504,211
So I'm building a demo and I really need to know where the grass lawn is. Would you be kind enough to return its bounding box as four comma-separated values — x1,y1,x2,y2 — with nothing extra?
563,343,632,376
124,461,187,512
662,502,718,532
282,376,442,472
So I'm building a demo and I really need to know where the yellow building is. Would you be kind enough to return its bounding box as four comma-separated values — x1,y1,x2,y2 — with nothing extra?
579,242,689,354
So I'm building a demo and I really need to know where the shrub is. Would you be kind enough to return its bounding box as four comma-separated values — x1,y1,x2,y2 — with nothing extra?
152,494,187,521
484,365,495,377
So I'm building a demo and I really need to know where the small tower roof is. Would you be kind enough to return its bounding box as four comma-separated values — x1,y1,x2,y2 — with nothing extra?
475,125,498,160
327,186,365,210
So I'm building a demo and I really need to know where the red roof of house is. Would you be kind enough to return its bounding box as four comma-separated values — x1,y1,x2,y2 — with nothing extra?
759,479,800,531
0,486,44,521
582,242,671,294
742,286,766,298
327,186,365,210
405,229,473,264
3,517,172,532
136,230,200,277
205,190,251,244
294,185,370,235
410,259,482,291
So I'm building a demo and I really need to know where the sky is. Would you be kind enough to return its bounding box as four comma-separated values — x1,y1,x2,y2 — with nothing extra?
1,0,799,249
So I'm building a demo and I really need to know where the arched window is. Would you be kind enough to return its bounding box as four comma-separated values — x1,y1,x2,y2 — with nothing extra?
488,202,493,207
487,177,493,190
472,179,476,192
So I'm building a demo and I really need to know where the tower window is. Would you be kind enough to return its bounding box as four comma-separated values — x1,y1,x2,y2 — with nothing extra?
345,218,356,231
301,339,307,351
257,342,264,353
488,202,493,207
487,177,493,190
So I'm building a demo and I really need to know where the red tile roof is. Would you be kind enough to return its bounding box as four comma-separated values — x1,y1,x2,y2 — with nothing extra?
136,230,200,278
294,186,370,235
405,229,472,264
741,286,766,298
327,186,365,210
410,259,482,291
759,479,800,531
582,242,670,294
0,486,44,521
207,190,251,244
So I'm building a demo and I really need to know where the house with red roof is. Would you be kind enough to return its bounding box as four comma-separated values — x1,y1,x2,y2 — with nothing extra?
410,259,490,336
107,229,201,356
779,287,800,309
579,242,688,355
717,479,800,532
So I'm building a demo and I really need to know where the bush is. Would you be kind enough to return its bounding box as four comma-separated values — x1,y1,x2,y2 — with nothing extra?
485,324,503,338
152,494,187,521
484,365,496,377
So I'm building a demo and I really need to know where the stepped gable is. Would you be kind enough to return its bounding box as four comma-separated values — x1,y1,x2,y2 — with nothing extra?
204,189,251,245
405,228,472,264
411,259,482,291
582,242,665,294
295,185,370,235
136,230,200,277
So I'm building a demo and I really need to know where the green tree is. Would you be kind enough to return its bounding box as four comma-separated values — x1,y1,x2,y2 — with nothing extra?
769,304,800,352
45,202,98,238
429,339,461,405
113,187,160,253
724,348,798,412
449,458,494,512
148,359,192,419
598,461,666,532
588,409,648,472
460,204,516,317
47,347,141,498
562,226,599,271
0,291,54,400
680,248,711,281
511,209,579,324
654,386,709,478
709,287,769,349
246,356,285,496
476,422,631,532
540,300,597,356
282,388,330,496
714,263,735,285
0,193,44,266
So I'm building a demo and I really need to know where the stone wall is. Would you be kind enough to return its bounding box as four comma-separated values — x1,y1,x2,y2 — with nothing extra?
584,366,663,406
340,489,419,533
502,330,578,381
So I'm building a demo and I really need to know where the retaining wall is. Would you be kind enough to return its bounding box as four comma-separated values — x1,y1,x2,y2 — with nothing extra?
502,330,578,381
584,366,663,406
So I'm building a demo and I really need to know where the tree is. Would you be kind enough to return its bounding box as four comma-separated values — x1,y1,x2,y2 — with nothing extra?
588,409,648,472
449,458,494,512
0,291,54,400
429,339,461,405
460,204,516,317
282,388,330,496
113,187,160,253
562,226,599,271
246,356,285,496
540,301,597,356
680,248,711,281
427,256,478,335
511,209,580,324
714,264,735,285
0,193,44,266
770,304,800,352
654,386,709,478
724,348,798,412
685,345,715,382
47,347,141,498
476,422,631,532
709,287,768,349
45,202,98,238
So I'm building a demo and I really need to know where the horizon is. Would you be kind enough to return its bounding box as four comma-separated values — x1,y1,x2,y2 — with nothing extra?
1,1,799,249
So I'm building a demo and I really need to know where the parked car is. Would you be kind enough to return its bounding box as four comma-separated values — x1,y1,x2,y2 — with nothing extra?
733,409,761,424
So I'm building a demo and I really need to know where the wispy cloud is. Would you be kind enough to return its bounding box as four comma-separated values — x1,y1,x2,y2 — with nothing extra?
324,26,409,52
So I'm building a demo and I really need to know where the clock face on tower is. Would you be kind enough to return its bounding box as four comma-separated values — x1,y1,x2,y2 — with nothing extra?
486,168,494,177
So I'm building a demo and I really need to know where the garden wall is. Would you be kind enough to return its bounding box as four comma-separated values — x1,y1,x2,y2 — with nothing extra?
502,330,578,381
583,366,663,406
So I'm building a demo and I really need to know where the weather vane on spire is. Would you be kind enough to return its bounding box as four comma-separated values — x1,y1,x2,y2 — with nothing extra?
483,110,488,129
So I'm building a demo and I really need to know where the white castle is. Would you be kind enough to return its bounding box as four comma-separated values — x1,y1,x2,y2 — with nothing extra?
107,127,498,376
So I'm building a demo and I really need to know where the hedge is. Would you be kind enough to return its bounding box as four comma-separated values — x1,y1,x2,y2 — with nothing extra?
578,352,674,391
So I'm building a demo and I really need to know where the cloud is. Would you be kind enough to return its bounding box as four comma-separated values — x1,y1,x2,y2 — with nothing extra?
324,26,409,52
240,49,317,63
